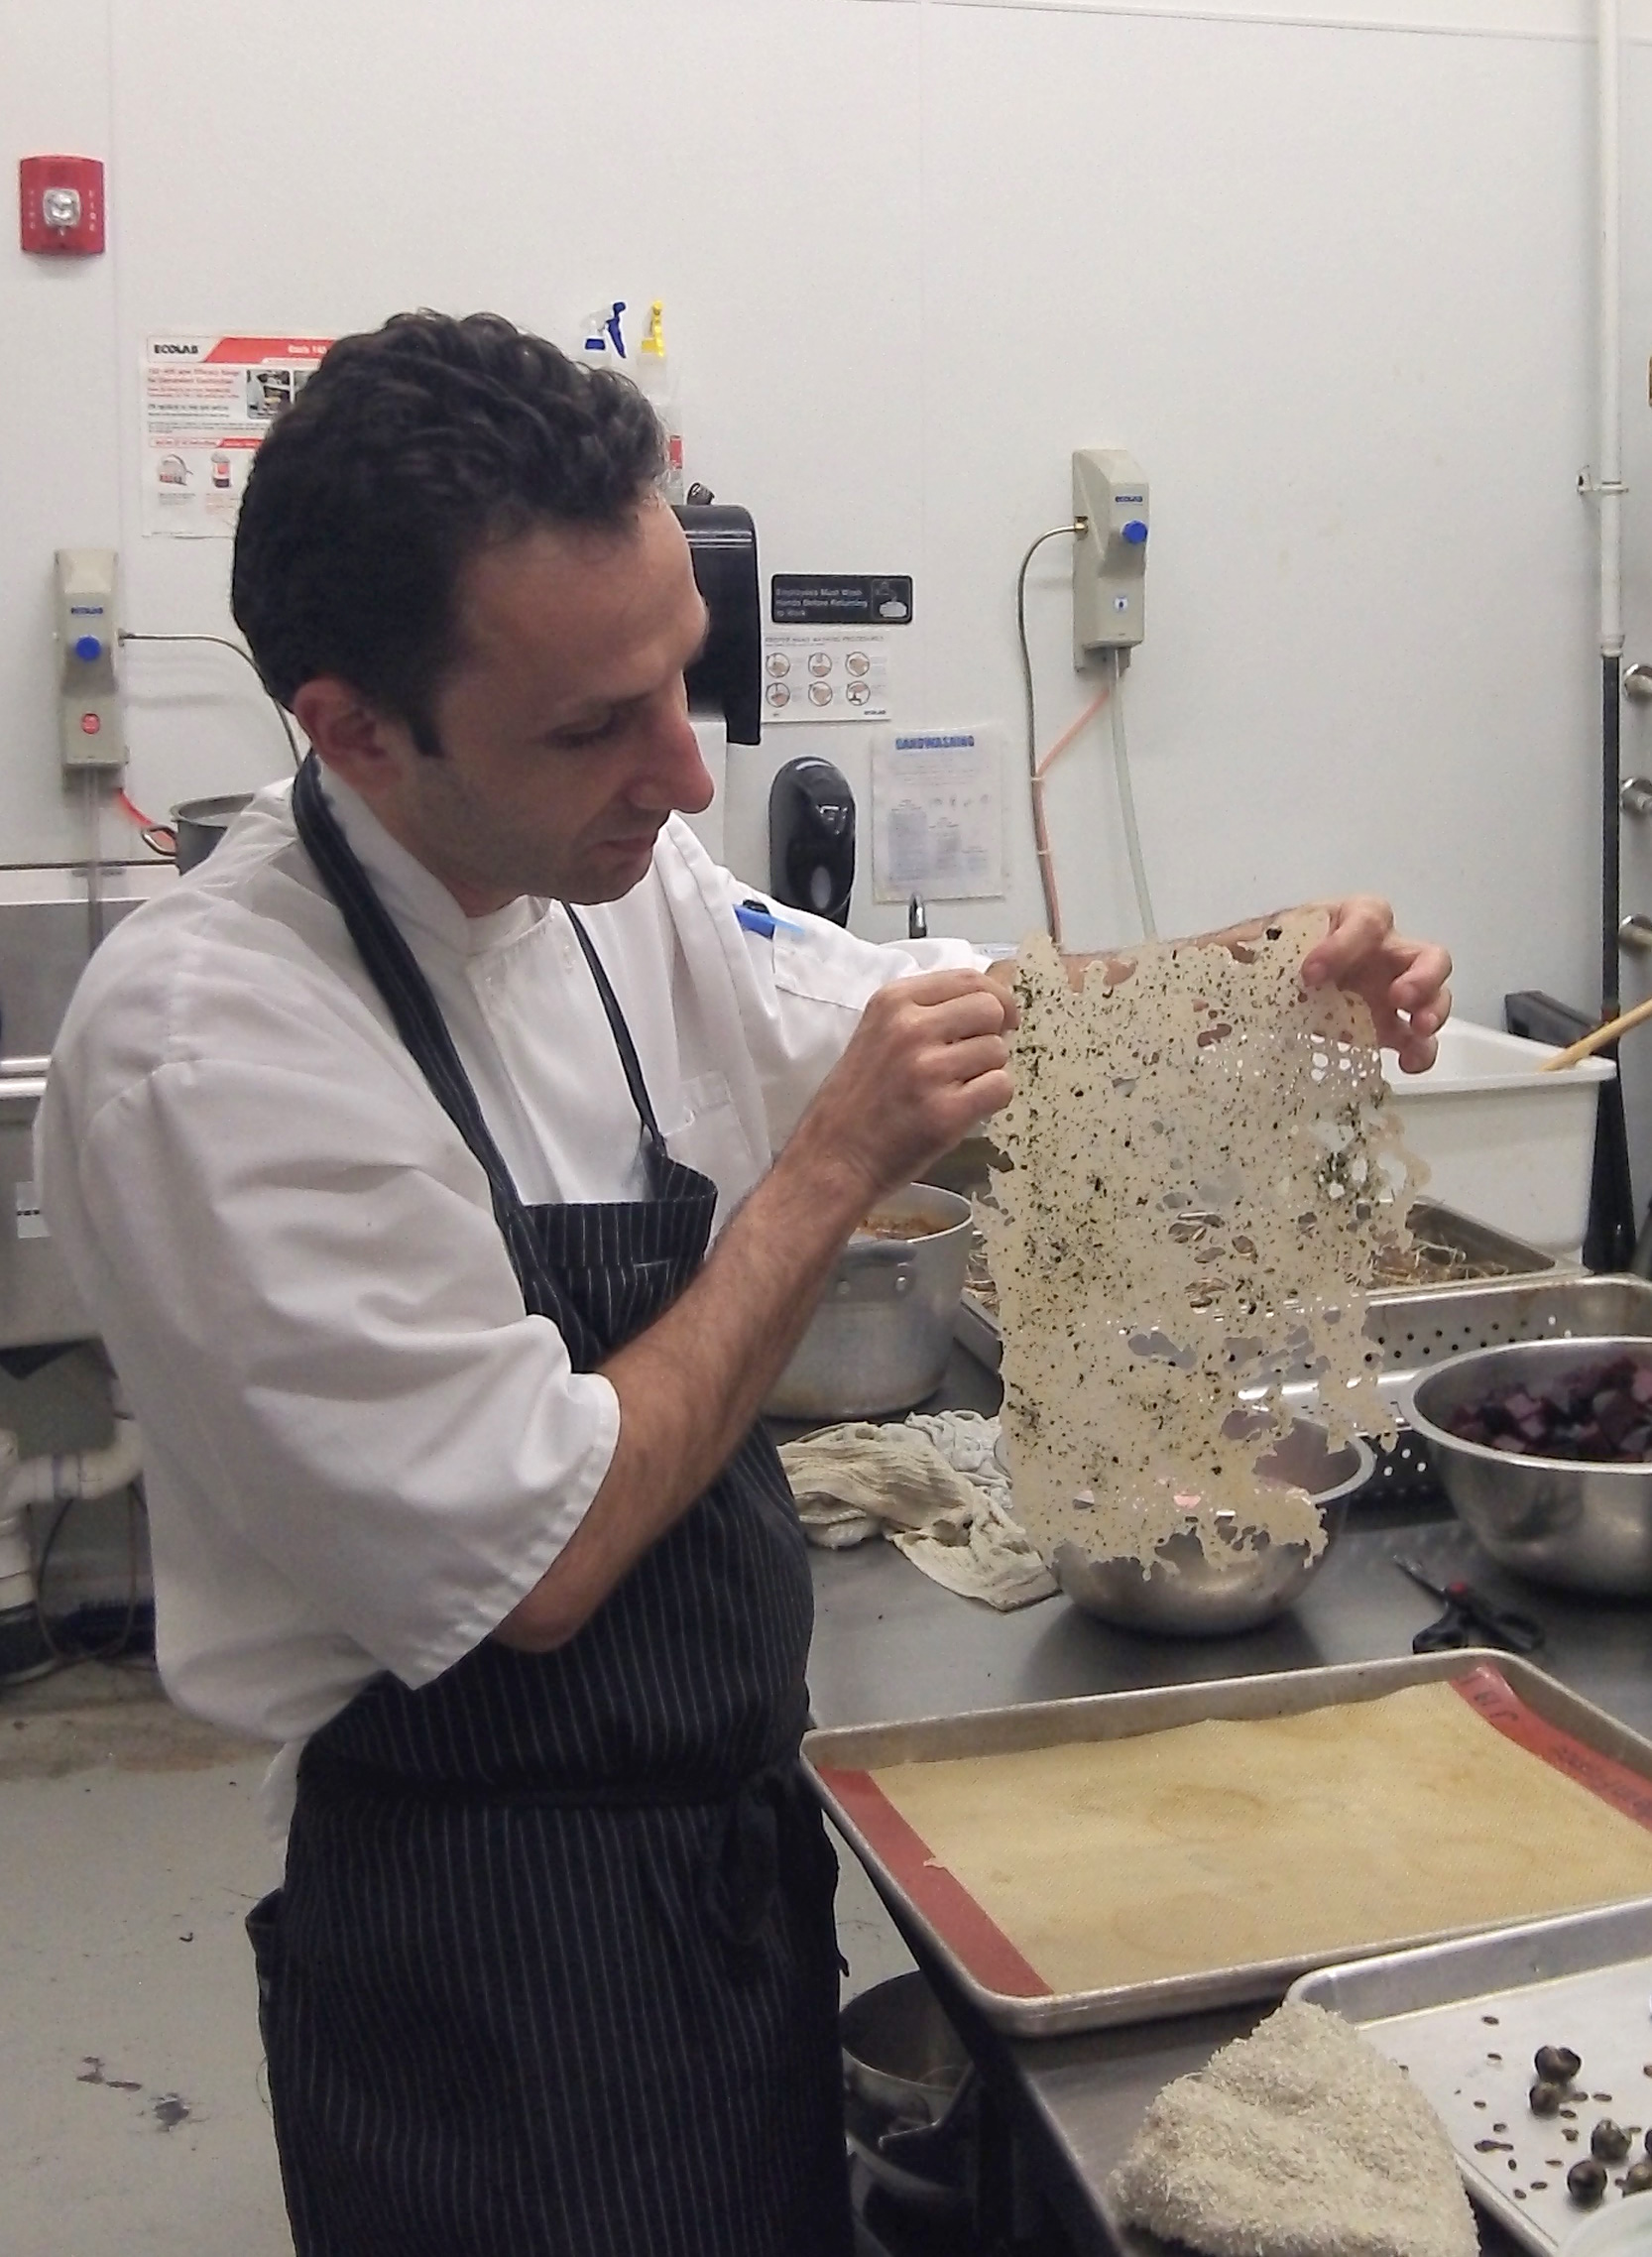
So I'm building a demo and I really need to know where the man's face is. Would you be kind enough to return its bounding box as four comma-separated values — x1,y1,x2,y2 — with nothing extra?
358,497,714,913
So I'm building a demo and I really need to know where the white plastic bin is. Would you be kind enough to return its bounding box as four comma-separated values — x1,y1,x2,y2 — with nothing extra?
1385,1019,1613,1262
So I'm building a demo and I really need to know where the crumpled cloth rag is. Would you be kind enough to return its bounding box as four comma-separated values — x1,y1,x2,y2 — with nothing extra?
779,1410,1055,1609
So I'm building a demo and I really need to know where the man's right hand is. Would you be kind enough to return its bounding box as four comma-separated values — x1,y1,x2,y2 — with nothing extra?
495,964,1016,1655
781,967,1016,1213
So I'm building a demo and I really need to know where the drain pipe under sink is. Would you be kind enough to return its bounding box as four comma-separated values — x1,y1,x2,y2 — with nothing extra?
0,1415,145,1682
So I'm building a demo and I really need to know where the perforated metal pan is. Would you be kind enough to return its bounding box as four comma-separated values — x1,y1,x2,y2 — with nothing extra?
954,1200,1559,1378
1351,1272,1652,1498
956,1247,1652,1507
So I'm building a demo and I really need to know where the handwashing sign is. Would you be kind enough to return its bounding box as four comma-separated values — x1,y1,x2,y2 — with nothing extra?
870,725,1005,902
141,333,332,536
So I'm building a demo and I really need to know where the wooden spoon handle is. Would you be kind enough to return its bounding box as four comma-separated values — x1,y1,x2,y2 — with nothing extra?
1537,991,1652,1070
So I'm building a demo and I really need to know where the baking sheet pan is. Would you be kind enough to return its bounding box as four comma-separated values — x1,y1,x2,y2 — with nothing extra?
1290,1898,1652,2255
803,1653,1652,2038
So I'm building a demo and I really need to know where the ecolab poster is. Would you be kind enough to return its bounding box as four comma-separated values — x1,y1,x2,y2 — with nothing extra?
142,333,332,536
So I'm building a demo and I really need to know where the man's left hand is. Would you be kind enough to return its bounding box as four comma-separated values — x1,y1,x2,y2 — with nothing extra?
1299,896,1452,1074
1005,897,1453,1076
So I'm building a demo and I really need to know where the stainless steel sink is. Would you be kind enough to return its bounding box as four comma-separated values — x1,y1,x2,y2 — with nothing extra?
0,884,162,1350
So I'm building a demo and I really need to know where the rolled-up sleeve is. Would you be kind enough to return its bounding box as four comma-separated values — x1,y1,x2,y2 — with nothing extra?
43,1028,617,1689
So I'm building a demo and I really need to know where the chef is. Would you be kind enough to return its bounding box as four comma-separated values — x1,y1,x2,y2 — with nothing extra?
37,310,1452,2257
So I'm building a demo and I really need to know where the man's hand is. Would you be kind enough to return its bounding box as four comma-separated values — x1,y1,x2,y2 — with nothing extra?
495,964,1017,1654
1050,898,1452,1074
784,967,1016,1209
1297,896,1452,1073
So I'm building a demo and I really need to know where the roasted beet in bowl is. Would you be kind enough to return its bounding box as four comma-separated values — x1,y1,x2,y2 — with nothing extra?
1441,1352,1652,1464
1403,1338,1652,1595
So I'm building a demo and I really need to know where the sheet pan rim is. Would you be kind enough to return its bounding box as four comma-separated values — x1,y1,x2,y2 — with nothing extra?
803,1652,1652,2037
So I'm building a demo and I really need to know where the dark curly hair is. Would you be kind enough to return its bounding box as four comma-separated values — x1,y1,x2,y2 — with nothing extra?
231,311,664,753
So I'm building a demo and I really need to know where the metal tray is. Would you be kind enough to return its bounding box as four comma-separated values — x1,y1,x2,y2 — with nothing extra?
1369,1202,1566,1290
957,1267,1652,1506
1351,1272,1652,1499
803,1651,1652,2039
955,1200,1561,1377
1290,1898,1652,2254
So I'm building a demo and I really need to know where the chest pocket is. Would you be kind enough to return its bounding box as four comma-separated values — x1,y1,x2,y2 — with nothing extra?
655,1071,755,1204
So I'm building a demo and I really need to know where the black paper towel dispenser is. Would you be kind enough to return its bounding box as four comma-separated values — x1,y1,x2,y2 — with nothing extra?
768,757,855,928
672,503,761,745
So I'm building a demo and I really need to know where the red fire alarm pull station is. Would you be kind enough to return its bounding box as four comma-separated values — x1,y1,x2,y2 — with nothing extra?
19,157,105,256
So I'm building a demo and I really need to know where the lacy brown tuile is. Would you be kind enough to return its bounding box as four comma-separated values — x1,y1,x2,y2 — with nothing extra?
978,912,1424,1570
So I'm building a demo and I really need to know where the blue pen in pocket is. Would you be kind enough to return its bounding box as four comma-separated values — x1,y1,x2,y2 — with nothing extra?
734,897,805,940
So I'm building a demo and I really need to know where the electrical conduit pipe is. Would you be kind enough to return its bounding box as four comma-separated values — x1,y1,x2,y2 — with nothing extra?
1597,0,1624,1019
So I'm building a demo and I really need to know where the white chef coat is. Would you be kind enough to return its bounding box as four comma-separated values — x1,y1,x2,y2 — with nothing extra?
37,773,979,1828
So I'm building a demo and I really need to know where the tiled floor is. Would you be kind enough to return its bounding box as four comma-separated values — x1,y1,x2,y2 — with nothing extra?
2,1663,914,2257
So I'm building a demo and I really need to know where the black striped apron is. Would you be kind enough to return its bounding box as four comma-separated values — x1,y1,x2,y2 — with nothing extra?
245,756,852,2256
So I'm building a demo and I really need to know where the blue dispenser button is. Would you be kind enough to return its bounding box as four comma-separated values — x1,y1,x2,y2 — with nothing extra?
1121,521,1148,545
73,634,102,661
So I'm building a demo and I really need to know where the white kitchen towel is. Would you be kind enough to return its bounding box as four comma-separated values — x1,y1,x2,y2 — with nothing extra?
779,1410,1055,1609
1108,2001,1477,2257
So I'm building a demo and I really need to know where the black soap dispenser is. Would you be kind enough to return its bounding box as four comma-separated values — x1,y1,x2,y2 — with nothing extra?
671,503,762,745
767,757,856,927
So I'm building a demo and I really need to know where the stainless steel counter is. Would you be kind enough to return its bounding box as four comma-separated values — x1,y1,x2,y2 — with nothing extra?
804,1353,1652,2255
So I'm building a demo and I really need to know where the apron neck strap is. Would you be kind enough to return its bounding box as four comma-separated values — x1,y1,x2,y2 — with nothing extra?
561,908,665,1156
292,754,527,1217
291,754,667,1184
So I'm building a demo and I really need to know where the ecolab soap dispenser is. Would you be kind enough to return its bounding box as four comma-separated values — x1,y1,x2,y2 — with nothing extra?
767,757,856,927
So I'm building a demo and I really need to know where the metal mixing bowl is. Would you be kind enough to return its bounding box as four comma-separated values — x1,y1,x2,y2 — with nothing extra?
1403,1336,1652,1594
840,1971,971,2129
840,1971,974,2217
1049,1421,1375,1637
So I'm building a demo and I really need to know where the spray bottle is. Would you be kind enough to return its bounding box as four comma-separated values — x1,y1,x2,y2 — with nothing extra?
635,298,685,504
579,300,628,370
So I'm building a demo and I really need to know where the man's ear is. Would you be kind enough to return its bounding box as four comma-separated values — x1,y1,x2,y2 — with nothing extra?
290,677,407,795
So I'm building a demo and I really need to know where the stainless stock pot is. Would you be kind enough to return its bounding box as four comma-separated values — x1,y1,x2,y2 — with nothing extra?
764,1183,973,1422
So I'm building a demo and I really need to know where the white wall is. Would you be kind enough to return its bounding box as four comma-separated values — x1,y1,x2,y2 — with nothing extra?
4,0,1652,1030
